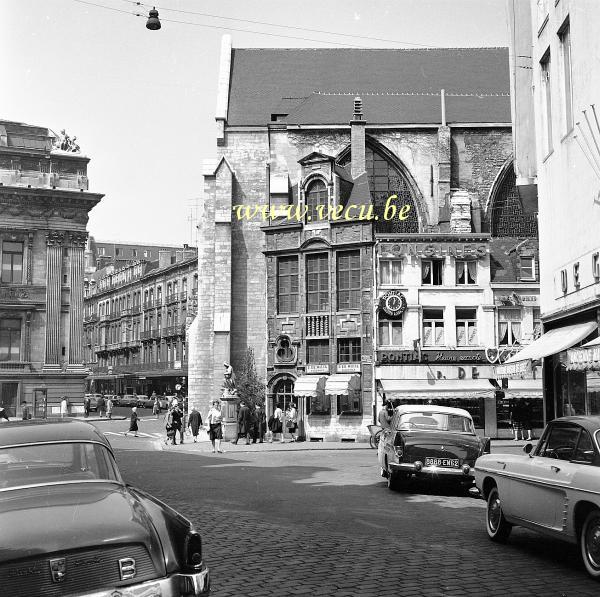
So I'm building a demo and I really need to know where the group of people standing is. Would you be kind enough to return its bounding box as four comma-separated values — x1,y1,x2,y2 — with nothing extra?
267,402,298,443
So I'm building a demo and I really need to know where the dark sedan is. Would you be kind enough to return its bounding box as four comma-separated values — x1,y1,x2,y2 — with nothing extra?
377,404,491,490
0,420,210,596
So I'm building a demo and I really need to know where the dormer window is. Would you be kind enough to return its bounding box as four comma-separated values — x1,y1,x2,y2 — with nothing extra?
305,179,327,224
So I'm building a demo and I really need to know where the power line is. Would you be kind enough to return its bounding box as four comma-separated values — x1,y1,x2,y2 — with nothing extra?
119,0,440,48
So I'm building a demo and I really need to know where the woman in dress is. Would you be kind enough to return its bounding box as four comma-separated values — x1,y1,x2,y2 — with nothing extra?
286,402,298,442
187,407,203,443
206,399,224,453
270,402,284,443
124,406,139,437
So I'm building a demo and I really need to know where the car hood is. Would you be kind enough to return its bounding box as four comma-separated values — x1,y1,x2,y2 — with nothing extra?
0,482,164,566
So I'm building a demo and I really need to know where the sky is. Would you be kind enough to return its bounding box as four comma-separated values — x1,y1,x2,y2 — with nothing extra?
2,0,509,246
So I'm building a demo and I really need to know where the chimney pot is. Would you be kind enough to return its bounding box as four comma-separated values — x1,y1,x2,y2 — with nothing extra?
353,96,363,120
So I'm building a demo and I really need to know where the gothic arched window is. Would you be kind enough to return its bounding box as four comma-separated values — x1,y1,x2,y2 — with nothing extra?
489,164,538,237
338,145,419,233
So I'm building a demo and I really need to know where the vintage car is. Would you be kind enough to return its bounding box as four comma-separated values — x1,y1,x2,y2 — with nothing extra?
0,420,210,596
121,394,140,408
378,404,491,490
475,415,600,579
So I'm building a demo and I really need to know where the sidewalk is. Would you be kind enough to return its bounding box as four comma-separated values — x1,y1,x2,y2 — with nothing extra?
4,415,127,422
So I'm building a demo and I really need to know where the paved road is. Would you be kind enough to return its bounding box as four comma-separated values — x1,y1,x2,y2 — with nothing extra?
113,445,600,597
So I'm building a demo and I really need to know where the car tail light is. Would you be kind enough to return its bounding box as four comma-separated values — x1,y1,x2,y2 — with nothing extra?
393,434,405,459
184,532,203,570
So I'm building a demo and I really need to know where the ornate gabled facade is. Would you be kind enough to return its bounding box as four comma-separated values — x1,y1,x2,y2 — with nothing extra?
189,38,540,440
0,120,103,417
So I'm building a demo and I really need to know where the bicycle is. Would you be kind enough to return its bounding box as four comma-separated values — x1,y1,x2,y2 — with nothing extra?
367,424,383,449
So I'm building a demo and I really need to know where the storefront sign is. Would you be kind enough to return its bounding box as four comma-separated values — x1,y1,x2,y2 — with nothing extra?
495,293,539,306
567,346,600,371
380,243,487,259
306,363,330,374
377,350,487,365
337,363,361,373
494,360,532,378
361,355,373,364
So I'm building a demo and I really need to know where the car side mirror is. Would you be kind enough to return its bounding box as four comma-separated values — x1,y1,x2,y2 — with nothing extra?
523,443,534,455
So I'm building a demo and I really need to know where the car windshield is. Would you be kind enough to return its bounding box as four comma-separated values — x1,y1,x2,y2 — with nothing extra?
0,442,123,490
395,412,475,433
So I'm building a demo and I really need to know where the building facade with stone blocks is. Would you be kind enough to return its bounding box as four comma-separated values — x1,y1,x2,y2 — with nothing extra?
0,120,103,417
190,38,540,439
84,248,198,398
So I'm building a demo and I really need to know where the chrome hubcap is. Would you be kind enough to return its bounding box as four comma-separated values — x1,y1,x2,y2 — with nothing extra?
488,497,501,532
586,518,600,569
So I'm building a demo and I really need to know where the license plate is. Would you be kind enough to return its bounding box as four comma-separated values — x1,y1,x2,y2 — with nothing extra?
425,457,460,468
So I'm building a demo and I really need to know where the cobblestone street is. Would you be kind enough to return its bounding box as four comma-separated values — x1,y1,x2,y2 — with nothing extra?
114,444,600,597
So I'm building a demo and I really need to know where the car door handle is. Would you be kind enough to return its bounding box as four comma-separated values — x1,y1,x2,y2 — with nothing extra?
496,461,507,469
551,465,560,473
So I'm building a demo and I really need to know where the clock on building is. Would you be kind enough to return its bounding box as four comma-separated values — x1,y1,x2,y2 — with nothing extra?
379,290,407,317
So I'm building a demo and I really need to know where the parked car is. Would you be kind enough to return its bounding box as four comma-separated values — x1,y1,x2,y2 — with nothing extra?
378,404,490,490
121,394,139,408
84,393,102,412
0,419,210,596
475,415,600,578
135,395,149,408
143,396,169,410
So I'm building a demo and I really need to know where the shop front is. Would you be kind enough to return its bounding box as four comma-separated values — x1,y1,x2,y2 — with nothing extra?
497,320,598,424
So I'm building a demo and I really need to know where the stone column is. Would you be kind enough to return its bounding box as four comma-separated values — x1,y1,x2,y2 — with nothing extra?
26,232,34,284
44,231,64,368
68,232,87,367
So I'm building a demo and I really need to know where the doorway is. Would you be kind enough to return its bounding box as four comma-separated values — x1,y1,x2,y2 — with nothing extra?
34,389,48,419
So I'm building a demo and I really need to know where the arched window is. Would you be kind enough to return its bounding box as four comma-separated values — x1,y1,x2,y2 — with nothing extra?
272,378,295,413
338,145,420,233
305,179,327,223
489,164,538,237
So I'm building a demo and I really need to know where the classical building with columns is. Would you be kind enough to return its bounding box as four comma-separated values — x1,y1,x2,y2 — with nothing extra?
189,39,540,440
0,120,103,417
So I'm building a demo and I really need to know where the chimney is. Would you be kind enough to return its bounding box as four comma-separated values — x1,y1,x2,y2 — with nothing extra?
350,96,366,179
158,250,172,268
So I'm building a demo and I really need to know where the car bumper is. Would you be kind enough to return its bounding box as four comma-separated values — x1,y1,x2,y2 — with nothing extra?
80,567,210,597
390,462,475,480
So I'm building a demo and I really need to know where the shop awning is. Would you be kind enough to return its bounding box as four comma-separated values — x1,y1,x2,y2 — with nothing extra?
567,336,600,371
503,378,543,399
293,375,327,397
380,378,496,399
495,321,598,378
325,374,361,396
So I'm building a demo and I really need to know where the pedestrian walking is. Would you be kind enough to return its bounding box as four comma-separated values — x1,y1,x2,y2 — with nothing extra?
21,401,32,420
152,393,160,416
106,396,113,419
232,400,252,445
253,403,266,443
285,402,298,442
124,406,139,437
270,402,284,443
378,400,393,429
60,396,69,418
171,400,184,444
510,399,524,440
187,407,203,442
97,395,106,418
0,405,9,421
83,396,91,418
521,399,534,441
165,406,176,445
206,399,224,453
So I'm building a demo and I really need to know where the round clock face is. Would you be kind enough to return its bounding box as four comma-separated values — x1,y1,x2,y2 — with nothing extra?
380,290,406,317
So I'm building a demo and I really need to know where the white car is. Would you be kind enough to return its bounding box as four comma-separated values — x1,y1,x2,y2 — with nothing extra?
475,415,600,578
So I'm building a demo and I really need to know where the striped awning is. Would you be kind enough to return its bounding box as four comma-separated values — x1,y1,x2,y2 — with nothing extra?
380,378,496,400
495,321,597,378
293,375,327,398
325,374,361,396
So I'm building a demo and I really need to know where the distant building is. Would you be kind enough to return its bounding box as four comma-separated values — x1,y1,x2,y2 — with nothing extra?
0,120,103,417
84,247,198,397
85,236,182,274
503,0,600,424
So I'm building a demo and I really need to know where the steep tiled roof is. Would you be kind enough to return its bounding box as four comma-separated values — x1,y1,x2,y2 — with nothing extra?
489,237,539,283
228,47,510,126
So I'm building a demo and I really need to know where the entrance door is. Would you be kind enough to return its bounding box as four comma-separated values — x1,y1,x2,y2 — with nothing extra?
0,382,19,418
272,379,295,438
34,389,47,419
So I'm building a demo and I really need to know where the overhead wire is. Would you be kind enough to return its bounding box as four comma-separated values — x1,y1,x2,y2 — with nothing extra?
73,0,441,48
119,0,441,48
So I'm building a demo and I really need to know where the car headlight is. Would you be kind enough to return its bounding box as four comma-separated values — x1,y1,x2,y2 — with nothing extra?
184,531,203,570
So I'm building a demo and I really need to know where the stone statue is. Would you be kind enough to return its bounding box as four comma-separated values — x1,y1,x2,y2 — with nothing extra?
53,129,81,153
223,362,236,391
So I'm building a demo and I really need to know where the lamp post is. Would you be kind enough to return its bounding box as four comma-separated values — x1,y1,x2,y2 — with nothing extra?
146,7,161,30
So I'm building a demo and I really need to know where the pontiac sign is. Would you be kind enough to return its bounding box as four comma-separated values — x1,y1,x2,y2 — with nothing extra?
378,350,487,364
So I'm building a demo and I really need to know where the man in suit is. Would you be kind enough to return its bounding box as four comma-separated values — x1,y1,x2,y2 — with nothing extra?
233,400,252,445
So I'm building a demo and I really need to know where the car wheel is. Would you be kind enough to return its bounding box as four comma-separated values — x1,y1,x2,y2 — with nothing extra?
581,509,600,578
486,486,512,543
